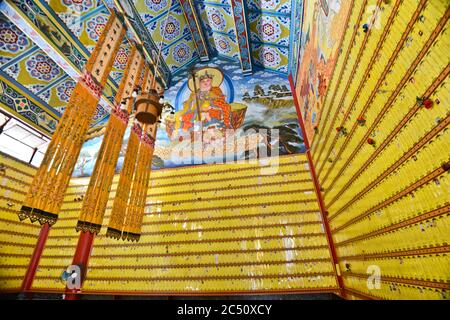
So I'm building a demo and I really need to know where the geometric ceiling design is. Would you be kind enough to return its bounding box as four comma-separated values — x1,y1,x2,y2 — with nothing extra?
134,0,199,74
0,12,60,134
0,1,128,134
132,0,303,77
0,0,304,136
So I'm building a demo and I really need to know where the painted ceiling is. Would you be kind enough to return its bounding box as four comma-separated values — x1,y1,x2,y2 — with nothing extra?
131,0,304,76
0,0,304,137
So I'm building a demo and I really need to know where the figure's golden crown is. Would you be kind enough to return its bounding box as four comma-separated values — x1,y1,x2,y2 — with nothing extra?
199,70,214,81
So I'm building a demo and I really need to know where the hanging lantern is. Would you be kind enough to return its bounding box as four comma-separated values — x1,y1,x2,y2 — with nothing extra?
107,5,167,239
134,89,163,124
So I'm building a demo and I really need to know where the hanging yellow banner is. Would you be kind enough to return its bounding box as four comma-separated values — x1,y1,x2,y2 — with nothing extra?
76,46,145,233
121,130,156,241
106,122,143,239
19,12,125,225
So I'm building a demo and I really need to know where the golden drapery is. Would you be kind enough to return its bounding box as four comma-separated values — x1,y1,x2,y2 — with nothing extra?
121,127,156,241
106,122,143,239
19,12,126,226
76,46,145,234
107,69,162,241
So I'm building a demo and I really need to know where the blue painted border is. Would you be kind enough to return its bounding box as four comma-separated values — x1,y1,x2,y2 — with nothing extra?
142,3,182,27
211,30,236,40
35,74,70,96
251,40,289,49
247,9,291,18
216,53,240,63
252,62,288,76
0,46,40,71
0,69,62,118
293,0,305,86
287,0,296,75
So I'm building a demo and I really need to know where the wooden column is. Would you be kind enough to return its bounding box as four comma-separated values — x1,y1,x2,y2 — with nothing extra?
20,223,50,294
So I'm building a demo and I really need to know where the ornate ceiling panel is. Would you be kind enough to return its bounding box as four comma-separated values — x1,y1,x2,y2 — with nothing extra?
136,0,303,77
211,32,239,60
195,1,240,62
251,42,289,73
162,35,199,73
134,0,198,74
45,0,111,52
0,2,133,134
0,12,60,133
0,0,305,136
246,0,292,74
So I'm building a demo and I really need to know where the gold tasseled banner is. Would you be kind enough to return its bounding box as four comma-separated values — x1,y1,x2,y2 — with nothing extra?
106,68,153,239
76,46,144,234
121,128,156,242
75,109,128,233
106,122,143,239
19,12,125,226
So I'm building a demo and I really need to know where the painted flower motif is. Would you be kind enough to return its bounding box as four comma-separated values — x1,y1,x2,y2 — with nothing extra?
206,7,226,31
173,42,190,64
62,0,94,13
257,0,281,11
256,16,281,42
87,15,108,41
4,63,20,79
145,0,168,13
26,53,61,81
0,20,30,53
37,89,51,103
160,15,181,41
260,47,280,67
213,35,231,54
28,84,46,94
56,79,76,102
114,46,129,70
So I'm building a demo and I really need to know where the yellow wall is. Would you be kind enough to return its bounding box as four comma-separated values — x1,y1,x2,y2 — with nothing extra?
1,0,448,300
0,153,40,290
310,0,449,300
28,154,338,294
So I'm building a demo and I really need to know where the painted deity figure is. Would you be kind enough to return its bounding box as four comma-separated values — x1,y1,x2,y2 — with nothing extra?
174,67,232,134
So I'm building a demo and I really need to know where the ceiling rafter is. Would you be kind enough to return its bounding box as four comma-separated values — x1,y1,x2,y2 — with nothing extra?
110,0,172,87
179,0,210,62
229,0,253,75
0,70,60,135
1,0,118,112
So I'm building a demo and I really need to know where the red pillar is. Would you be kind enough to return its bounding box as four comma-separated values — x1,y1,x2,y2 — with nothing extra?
288,74,346,298
21,222,50,295
64,231,95,300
